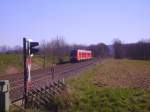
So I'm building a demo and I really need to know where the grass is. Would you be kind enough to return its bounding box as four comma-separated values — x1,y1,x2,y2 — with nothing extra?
10,105,46,112
0,54,51,75
0,54,23,74
0,54,44,75
66,59,150,112
93,59,150,88
0,54,70,75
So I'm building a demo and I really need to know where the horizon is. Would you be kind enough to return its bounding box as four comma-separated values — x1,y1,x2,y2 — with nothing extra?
0,0,150,47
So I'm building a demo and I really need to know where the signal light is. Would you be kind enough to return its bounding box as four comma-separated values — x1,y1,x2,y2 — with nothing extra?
29,42,39,54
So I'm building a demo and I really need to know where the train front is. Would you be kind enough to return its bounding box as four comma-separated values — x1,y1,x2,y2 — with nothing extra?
70,49,78,62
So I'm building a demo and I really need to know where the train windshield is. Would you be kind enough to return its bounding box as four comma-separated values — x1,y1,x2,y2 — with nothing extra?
70,50,77,57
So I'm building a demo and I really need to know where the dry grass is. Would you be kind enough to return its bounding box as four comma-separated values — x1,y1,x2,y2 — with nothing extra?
93,59,150,89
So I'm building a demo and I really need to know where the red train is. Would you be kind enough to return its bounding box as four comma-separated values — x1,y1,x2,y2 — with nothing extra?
70,49,92,62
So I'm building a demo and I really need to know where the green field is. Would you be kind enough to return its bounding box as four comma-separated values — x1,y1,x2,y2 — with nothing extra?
0,54,23,74
0,54,70,75
0,54,52,75
0,54,45,75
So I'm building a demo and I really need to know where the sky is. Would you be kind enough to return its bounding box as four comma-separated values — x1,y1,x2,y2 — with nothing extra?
0,0,150,47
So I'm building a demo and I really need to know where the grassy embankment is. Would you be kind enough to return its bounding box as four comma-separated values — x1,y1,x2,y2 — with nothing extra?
66,59,150,112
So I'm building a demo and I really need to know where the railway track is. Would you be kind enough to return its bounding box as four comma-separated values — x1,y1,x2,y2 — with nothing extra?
0,63,73,82
0,59,97,103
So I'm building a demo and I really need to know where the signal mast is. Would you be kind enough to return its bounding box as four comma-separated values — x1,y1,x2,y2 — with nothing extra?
23,38,39,108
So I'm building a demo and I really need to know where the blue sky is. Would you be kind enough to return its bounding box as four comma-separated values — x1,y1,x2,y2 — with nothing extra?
0,0,150,46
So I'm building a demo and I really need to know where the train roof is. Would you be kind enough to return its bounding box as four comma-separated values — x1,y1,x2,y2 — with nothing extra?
71,49,92,53
71,49,91,53
78,49,91,53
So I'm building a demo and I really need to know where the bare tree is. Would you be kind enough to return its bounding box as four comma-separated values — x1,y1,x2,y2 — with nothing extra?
0,45,9,53
39,37,70,67
88,43,109,58
48,37,69,63
123,40,150,60
13,45,22,54
40,40,49,68
113,39,123,59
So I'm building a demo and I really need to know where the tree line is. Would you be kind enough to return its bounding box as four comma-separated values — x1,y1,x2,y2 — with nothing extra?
1,37,150,66
113,39,150,60
0,37,110,67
